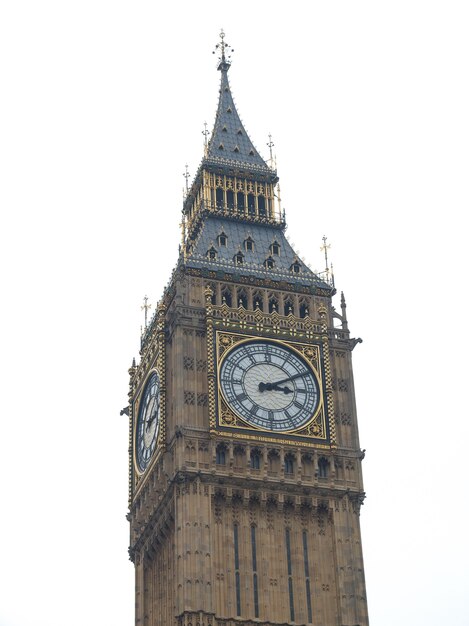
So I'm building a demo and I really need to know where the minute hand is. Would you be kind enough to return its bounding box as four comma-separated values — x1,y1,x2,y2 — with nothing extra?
272,371,309,386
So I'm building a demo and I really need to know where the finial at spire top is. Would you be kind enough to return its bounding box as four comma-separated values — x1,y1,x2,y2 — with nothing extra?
213,29,234,71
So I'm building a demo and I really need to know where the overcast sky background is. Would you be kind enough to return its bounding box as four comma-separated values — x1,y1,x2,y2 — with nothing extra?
1,2,468,625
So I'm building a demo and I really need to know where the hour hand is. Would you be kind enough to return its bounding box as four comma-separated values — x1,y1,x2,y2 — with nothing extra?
259,382,292,394
271,384,293,394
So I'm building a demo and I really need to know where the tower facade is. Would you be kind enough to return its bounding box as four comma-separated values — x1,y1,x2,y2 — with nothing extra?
126,37,368,626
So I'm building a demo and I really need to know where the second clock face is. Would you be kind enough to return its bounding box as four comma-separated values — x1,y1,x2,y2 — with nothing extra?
219,340,319,432
135,372,160,472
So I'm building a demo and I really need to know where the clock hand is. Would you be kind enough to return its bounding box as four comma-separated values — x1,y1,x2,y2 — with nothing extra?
270,371,309,386
258,382,293,394
271,384,293,394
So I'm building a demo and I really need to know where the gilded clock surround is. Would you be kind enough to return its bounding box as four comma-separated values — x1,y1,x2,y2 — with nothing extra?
214,331,330,443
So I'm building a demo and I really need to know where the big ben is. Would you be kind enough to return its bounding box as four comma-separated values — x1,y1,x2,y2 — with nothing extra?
126,32,369,626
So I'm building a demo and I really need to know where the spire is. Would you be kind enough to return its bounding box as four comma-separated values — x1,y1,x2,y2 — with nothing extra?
206,31,271,173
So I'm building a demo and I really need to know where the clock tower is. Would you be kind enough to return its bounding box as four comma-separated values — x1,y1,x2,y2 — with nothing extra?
126,33,369,626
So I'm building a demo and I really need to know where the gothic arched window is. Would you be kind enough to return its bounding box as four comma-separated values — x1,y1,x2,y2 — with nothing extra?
284,296,294,315
284,454,295,475
216,188,224,208
318,457,329,478
268,294,279,313
216,444,227,465
237,289,248,309
221,287,232,307
253,292,264,311
258,195,266,217
299,298,309,318
250,450,261,470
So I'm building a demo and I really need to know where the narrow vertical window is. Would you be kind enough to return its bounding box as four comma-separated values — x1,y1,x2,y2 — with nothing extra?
251,526,259,617
303,530,313,623
234,525,241,616
286,528,295,622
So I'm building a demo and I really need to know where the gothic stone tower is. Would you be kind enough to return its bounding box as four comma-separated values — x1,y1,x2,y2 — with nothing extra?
126,36,369,626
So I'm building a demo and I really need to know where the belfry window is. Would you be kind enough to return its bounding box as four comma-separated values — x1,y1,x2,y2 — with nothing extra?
216,188,224,208
258,195,266,217
247,193,255,216
237,191,245,211
227,190,235,211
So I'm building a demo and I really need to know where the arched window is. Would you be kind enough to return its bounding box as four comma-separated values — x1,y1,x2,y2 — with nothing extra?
227,189,235,211
207,283,217,305
221,287,232,307
234,252,244,265
253,292,264,311
218,232,227,247
302,454,313,479
284,297,294,315
284,454,295,475
216,444,227,465
237,289,248,309
207,247,217,260
264,257,275,270
244,237,254,252
291,261,301,274
237,191,245,212
268,450,280,473
216,188,224,208
233,445,245,470
318,457,329,478
247,193,255,216
270,241,280,256
258,195,266,217
250,450,261,470
268,294,279,313
299,298,309,318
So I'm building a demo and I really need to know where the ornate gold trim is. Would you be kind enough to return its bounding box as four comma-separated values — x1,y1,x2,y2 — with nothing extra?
211,329,334,445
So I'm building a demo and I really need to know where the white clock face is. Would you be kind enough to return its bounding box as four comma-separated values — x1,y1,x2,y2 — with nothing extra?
219,340,319,432
135,372,160,472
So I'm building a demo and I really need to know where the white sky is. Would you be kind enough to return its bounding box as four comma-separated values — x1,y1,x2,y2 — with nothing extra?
1,2,468,625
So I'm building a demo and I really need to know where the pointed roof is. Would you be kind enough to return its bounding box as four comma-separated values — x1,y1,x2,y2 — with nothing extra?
202,37,274,178
206,63,269,170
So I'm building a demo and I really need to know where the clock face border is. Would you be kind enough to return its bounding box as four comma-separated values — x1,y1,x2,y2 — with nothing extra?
133,368,162,475
213,331,331,444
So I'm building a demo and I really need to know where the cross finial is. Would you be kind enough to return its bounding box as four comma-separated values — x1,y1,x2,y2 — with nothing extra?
141,295,151,328
183,164,190,193
320,236,331,281
213,29,233,69
267,133,275,167
202,122,209,155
